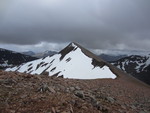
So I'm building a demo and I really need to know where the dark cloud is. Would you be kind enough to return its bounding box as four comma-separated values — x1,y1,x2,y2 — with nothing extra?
0,0,150,51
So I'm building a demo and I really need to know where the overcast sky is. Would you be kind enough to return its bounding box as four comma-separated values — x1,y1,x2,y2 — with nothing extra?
0,0,150,52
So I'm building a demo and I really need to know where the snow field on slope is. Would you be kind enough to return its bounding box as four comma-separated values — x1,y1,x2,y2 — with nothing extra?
47,47,116,79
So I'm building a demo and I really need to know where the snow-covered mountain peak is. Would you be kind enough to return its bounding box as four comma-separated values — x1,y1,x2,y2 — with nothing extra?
59,42,79,60
6,43,117,79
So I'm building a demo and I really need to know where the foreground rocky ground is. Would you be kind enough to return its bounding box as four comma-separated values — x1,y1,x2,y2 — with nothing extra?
0,70,150,113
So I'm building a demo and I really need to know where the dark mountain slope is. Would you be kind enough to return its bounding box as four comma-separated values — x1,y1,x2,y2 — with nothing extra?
0,48,38,69
112,55,150,85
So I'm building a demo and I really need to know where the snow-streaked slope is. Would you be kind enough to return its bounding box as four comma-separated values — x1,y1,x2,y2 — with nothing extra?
112,55,150,73
111,55,150,85
6,43,116,79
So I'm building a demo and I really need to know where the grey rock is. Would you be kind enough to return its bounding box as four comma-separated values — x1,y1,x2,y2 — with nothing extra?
118,109,124,113
89,95,96,102
66,88,70,93
106,97,115,103
2,78,16,85
93,101,102,110
75,86,81,90
75,90,85,99
69,87,75,92
121,105,126,109
20,94,28,99
37,84,56,93
131,105,136,109
49,86,56,93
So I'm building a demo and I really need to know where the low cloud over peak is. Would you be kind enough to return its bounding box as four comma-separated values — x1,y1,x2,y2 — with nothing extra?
0,0,150,51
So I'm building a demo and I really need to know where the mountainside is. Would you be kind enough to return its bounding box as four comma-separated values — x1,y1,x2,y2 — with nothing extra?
0,48,38,69
112,55,150,85
6,43,117,79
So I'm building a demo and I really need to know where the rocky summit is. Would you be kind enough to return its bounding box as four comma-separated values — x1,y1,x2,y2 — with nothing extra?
0,70,150,113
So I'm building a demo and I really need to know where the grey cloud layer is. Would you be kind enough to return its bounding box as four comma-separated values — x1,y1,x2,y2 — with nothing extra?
0,0,150,50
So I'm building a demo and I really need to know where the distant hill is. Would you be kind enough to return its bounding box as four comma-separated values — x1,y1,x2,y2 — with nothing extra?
22,51,36,56
22,50,57,58
93,49,150,56
0,48,38,69
98,54,127,62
